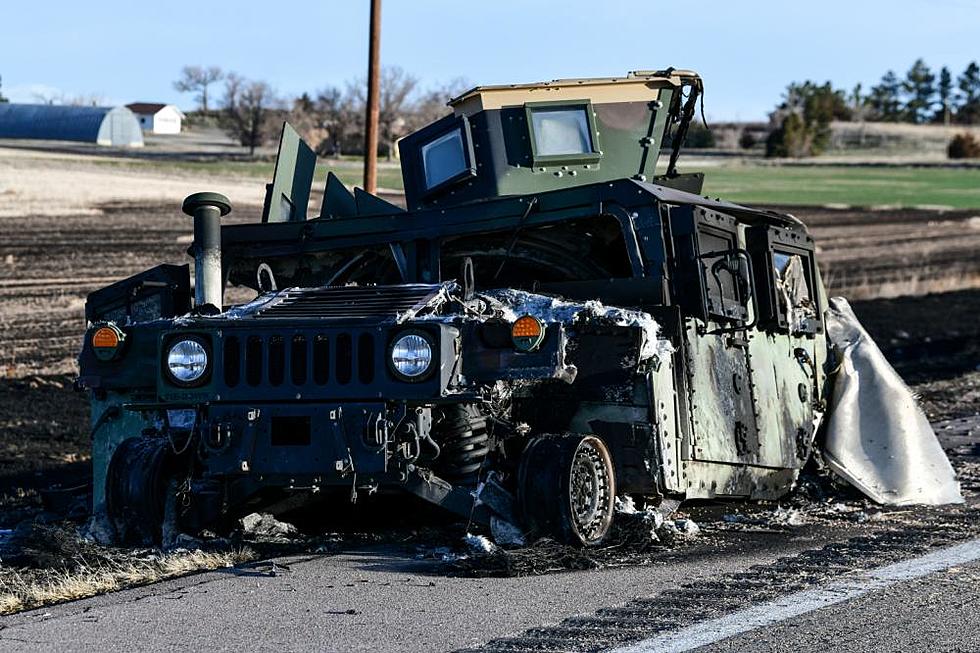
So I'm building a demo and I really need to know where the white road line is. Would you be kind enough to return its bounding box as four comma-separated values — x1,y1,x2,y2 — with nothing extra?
611,537,980,653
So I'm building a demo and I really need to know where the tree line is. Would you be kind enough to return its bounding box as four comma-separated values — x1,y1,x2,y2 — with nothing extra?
767,59,980,157
173,59,980,160
173,65,467,156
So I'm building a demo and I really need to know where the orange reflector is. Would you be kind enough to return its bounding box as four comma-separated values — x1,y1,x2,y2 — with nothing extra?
512,315,542,338
92,327,120,349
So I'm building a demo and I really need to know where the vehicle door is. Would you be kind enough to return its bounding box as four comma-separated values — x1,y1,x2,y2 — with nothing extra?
670,207,760,466
746,225,823,469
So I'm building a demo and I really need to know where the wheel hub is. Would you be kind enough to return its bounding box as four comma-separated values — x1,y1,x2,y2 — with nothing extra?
569,441,611,540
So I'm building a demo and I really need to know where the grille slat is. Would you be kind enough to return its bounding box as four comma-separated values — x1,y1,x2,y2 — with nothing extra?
245,336,263,386
291,335,307,386
253,283,444,320
313,335,330,385
336,333,353,385
224,336,241,387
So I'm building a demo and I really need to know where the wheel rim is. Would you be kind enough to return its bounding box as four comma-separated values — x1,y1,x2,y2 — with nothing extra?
568,438,613,542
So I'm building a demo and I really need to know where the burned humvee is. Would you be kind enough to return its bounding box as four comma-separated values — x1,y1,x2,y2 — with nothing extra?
78,70,830,546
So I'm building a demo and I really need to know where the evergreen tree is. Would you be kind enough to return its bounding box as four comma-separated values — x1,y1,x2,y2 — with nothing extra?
766,81,848,157
868,70,903,121
935,66,953,124
0,75,8,103
903,58,935,124
848,83,872,121
957,61,980,124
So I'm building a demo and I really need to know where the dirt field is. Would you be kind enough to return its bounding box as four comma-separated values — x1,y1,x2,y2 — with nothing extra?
0,171,977,516
0,150,977,377
2,199,978,377
1,155,979,475
0,151,978,618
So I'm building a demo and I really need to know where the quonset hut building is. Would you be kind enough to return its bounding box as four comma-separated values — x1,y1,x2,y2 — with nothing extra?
0,104,144,147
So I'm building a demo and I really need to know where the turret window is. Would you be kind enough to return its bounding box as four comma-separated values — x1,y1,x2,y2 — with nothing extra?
525,100,601,166
422,127,466,190
530,107,592,156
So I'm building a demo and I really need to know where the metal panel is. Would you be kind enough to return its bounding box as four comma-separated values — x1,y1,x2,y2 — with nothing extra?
264,123,316,223
747,330,814,469
683,325,759,465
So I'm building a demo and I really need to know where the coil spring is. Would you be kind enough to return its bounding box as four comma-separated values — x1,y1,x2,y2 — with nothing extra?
433,404,491,484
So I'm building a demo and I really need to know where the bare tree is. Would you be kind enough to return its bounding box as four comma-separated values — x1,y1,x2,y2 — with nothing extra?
318,86,360,155
174,65,224,113
30,89,106,106
378,67,420,160
411,77,471,129
222,72,244,110
348,66,419,159
67,93,108,107
287,93,326,152
220,74,280,155
287,86,361,156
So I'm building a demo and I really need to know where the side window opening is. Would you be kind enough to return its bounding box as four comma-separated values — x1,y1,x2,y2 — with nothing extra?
226,246,403,295
440,216,634,290
772,251,816,333
698,229,750,322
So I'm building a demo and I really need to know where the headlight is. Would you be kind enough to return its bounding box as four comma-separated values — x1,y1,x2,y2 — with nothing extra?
390,333,433,380
166,338,209,384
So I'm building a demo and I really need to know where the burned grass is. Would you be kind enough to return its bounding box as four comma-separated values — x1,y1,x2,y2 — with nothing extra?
0,521,256,614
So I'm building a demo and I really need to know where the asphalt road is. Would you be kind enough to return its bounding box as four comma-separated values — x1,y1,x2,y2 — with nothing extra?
693,554,980,653
1,513,979,653
0,524,867,652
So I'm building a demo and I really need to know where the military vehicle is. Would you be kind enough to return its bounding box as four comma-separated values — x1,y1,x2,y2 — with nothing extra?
78,69,828,547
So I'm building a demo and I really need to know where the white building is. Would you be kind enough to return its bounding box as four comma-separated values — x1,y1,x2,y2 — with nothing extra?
126,103,184,135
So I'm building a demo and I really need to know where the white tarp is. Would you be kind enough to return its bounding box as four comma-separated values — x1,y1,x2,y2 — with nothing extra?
823,297,963,505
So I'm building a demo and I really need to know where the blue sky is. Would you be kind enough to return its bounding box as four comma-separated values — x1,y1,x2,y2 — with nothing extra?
2,0,977,121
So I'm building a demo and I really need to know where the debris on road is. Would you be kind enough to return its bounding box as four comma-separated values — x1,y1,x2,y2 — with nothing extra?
464,533,497,555
824,297,964,505
240,513,299,541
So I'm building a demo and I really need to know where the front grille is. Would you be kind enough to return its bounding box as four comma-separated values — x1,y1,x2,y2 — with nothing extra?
254,284,444,320
223,330,379,391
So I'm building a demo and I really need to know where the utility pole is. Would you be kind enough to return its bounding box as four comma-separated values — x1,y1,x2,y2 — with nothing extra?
363,0,381,193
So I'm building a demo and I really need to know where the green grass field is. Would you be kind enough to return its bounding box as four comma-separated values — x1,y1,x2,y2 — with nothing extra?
698,165,980,209
101,155,980,209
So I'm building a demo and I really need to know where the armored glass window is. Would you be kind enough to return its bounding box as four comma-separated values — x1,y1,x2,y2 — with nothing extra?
526,101,601,166
530,108,592,156
422,127,467,190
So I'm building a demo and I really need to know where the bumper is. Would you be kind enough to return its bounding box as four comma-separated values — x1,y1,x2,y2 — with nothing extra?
199,401,402,485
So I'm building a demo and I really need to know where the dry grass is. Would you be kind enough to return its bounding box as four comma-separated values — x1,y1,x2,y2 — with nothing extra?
0,523,256,615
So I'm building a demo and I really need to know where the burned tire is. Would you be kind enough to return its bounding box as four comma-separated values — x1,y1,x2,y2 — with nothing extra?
518,434,616,547
106,437,175,545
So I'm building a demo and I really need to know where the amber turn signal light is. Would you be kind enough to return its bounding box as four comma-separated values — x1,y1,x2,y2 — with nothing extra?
91,324,125,361
511,315,546,352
